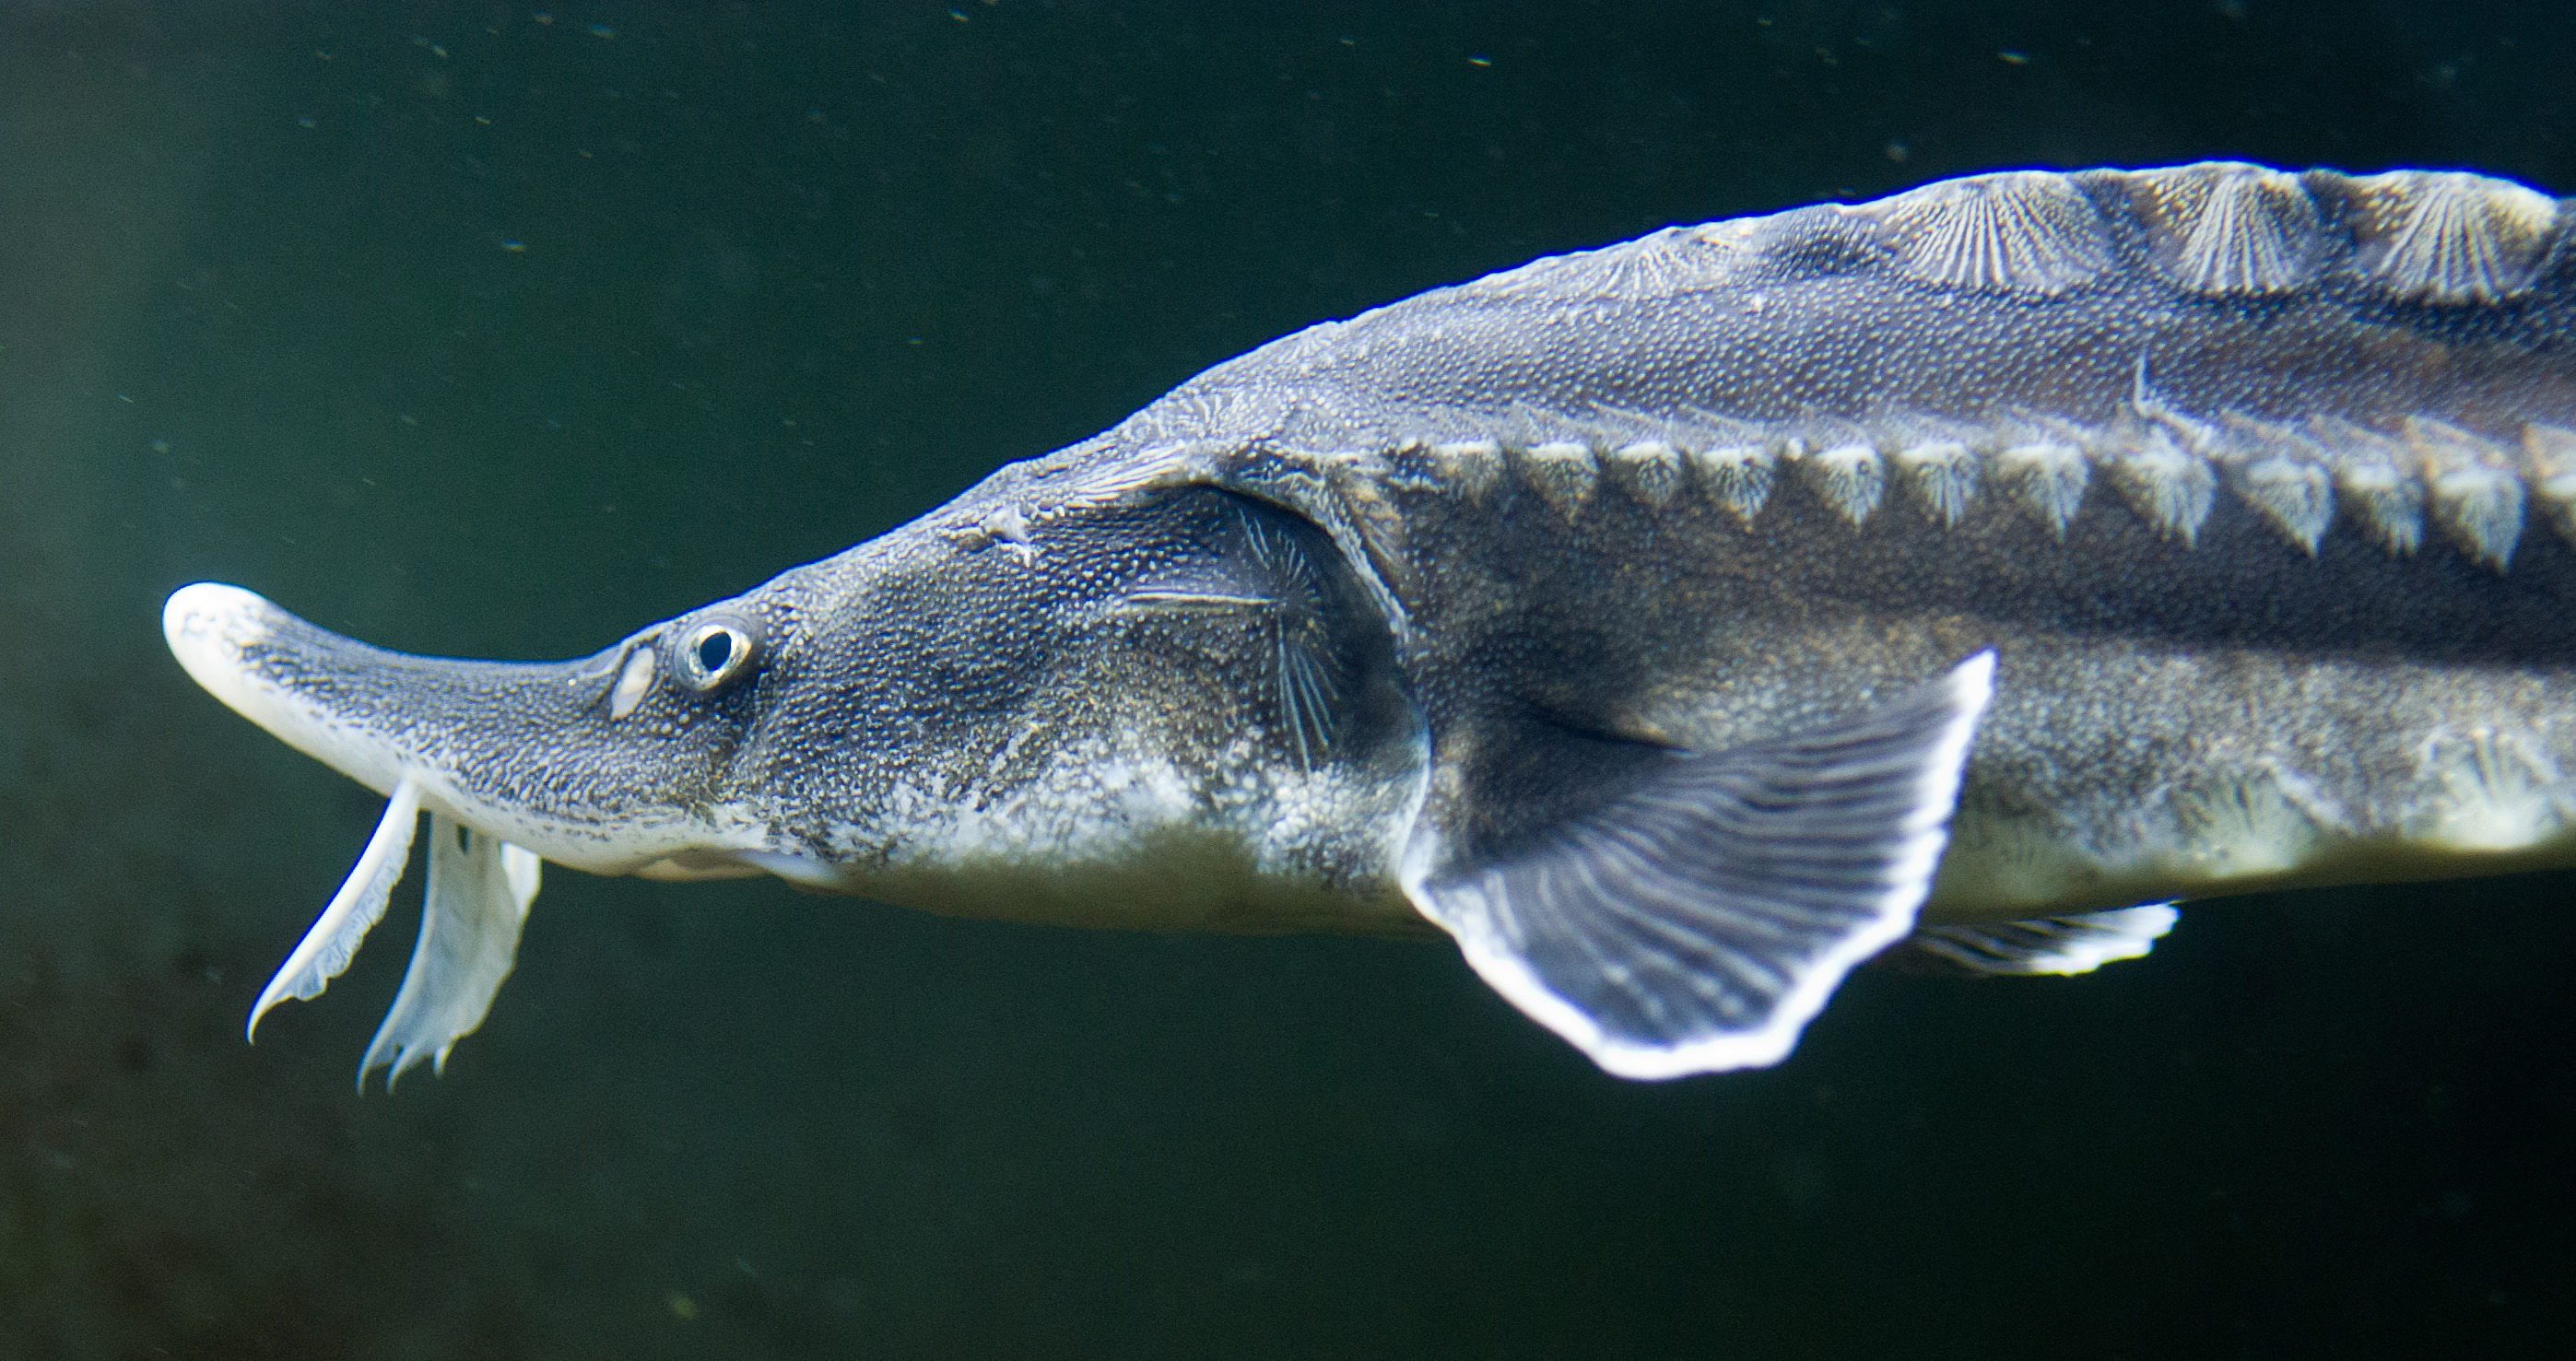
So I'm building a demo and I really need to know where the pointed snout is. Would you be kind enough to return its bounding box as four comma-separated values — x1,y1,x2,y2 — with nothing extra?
163,581,270,649
161,581,755,873
166,581,292,729
165,581,410,796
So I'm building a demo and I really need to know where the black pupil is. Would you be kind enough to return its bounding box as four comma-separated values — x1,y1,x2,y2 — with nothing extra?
696,629,735,674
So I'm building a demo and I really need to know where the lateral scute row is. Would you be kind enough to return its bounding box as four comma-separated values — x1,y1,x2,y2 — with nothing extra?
1373,412,2573,570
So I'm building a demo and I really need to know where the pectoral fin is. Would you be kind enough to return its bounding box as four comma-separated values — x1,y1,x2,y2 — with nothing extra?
1402,652,1994,1079
360,815,541,1090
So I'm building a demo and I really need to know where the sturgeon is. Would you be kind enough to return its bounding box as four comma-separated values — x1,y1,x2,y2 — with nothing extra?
165,161,2576,1085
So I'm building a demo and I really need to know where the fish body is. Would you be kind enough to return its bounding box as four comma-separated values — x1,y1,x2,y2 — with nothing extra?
165,162,2576,1083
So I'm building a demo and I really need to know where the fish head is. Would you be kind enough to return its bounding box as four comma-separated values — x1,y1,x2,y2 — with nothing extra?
162,578,787,878
165,483,1428,914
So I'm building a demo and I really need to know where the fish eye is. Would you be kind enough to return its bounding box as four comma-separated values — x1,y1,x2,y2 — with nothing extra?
670,613,761,693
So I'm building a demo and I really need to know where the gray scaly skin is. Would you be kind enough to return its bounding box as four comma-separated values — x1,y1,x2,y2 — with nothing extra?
166,161,2576,1084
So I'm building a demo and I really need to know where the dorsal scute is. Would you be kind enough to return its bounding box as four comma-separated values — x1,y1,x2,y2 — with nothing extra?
1735,161,2562,308
2322,169,2561,304
1838,169,2114,297
1460,223,1740,304
2108,161,2327,297
1405,161,2573,340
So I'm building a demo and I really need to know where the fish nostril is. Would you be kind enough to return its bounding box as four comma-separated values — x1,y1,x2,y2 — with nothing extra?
609,646,657,719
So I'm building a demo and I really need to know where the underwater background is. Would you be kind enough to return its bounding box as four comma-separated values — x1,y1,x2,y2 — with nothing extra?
6,2,2576,1356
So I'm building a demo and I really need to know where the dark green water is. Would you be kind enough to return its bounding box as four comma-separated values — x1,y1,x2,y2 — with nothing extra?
5,3,2574,1356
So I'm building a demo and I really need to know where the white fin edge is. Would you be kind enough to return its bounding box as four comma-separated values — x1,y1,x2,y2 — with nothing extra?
1915,904,2179,976
248,774,424,1041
